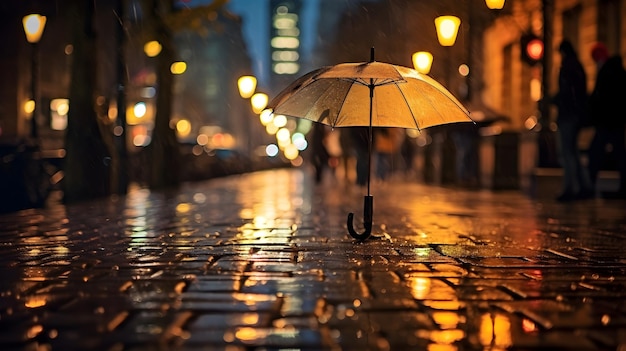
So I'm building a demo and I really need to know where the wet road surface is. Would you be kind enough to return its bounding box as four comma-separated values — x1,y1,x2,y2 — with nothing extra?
1,168,625,350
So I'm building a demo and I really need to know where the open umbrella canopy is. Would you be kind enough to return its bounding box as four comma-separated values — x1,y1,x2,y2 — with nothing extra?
267,54,473,241
268,62,472,130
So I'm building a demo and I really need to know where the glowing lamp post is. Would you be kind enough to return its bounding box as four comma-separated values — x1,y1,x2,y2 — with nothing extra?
434,16,460,47
143,40,162,57
412,51,433,74
485,0,506,9
22,14,47,140
237,76,257,99
250,93,268,115
434,15,460,88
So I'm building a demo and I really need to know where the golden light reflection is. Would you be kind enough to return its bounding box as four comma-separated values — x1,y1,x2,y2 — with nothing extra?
479,313,512,348
240,208,254,219
54,245,69,255
414,247,430,256
522,318,537,332
242,313,260,325
176,203,191,213
408,277,431,299
428,344,457,351
423,300,464,310
26,324,44,339
235,327,258,341
432,311,463,329
25,296,47,308
428,329,465,344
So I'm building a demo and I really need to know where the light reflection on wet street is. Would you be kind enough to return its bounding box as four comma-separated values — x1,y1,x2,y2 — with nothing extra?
1,168,625,350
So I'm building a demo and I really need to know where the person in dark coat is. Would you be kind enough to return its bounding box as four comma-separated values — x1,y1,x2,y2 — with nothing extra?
310,123,330,184
552,40,594,201
347,127,371,187
587,43,626,198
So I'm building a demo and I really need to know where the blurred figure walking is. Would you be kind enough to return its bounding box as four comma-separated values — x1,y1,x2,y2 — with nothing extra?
587,43,626,198
310,123,330,184
552,40,594,201
374,128,404,181
346,127,371,187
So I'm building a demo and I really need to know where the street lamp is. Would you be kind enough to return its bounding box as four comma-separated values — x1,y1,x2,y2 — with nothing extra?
250,92,268,114
22,14,46,140
434,15,461,47
143,40,162,57
237,75,257,99
434,15,460,89
412,51,433,74
485,0,505,10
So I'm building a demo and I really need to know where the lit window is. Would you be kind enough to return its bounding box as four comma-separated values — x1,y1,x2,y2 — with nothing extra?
273,62,300,74
272,51,299,62
271,37,299,49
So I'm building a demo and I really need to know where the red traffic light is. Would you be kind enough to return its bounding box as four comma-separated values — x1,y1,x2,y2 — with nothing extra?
521,34,543,65
526,38,544,60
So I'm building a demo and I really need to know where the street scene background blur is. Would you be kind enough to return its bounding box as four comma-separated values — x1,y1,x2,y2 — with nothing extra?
1,0,625,213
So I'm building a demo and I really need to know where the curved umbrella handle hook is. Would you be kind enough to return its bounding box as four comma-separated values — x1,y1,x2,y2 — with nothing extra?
347,195,373,241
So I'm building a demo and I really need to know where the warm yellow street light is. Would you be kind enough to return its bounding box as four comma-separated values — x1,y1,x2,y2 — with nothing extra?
144,40,162,57
412,51,433,74
23,14,47,140
259,109,273,125
485,0,506,10
250,92,268,114
434,15,461,47
22,14,46,43
170,61,187,74
237,75,257,99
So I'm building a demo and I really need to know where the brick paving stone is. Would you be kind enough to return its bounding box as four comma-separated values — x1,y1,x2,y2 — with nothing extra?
1,168,626,350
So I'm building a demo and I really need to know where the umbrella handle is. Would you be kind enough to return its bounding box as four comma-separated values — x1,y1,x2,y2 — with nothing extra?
347,195,373,241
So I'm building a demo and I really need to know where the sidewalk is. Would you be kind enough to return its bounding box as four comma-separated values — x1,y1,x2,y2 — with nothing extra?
1,168,625,350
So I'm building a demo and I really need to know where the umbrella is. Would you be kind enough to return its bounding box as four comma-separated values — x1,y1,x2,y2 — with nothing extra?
268,48,473,240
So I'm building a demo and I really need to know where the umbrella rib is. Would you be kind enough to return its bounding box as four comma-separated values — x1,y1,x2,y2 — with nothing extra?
326,80,354,127
334,77,405,87
407,81,474,127
393,83,421,131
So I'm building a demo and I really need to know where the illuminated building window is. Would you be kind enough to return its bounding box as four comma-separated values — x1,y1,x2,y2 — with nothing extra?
273,62,300,75
271,2,301,75
50,98,69,130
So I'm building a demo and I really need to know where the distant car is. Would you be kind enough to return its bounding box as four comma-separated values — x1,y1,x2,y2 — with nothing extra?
179,143,252,181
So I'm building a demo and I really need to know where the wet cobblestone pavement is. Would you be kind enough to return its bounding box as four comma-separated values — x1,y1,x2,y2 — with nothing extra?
1,168,626,351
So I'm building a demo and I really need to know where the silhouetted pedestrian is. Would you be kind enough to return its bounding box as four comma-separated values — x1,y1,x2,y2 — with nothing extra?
347,127,370,187
587,43,626,198
310,123,330,184
552,40,594,201
374,127,403,181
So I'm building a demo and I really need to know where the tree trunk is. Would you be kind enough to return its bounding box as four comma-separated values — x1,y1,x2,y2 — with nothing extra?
113,0,130,195
146,0,181,189
63,0,112,202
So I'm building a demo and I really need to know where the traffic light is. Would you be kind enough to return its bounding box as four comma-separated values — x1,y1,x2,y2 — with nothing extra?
521,34,544,66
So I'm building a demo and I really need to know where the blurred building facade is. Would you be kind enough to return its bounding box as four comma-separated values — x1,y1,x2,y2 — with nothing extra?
0,1,258,154
481,0,625,191
1,0,625,191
